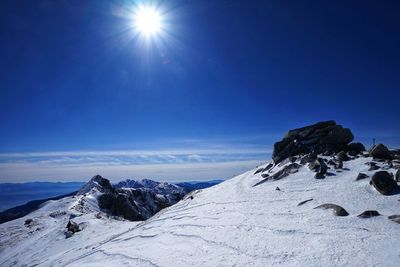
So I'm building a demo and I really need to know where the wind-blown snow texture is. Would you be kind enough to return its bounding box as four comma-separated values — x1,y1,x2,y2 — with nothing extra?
1,157,399,266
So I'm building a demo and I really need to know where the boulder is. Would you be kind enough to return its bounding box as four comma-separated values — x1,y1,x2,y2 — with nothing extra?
336,151,349,161
348,142,366,154
370,171,398,195
388,215,400,224
356,173,369,181
370,144,391,159
368,165,380,171
357,210,381,218
66,220,80,233
314,203,349,216
272,121,354,163
65,230,74,239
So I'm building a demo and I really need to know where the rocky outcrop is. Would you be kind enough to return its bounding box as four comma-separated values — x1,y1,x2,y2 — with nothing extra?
77,175,114,195
370,171,398,195
77,175,186,221
272,121,354,163
369,144,391,160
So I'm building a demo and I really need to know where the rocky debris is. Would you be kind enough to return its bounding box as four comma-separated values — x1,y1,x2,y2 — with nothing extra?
300,153,317,165
275,187,281,191
336,151,350,161
253,163,302,187
272,121,354,163
65,231,74,239
368,165,380,171
327,159,336,166
348,142,366,154
254,168,263,175
356,173,369,181
297,198,313,206
49,211,67,218
314,203,349,216
261,173,269,178
388,215,400,224
254,163,273,174
24,219,33,226
370,171,399,195
395,169,400,182
357,210,381,218
65,220,80,238
369,144,391,160
308,158,328,179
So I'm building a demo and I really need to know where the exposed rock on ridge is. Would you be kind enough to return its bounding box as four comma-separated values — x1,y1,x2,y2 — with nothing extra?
272,120,354,163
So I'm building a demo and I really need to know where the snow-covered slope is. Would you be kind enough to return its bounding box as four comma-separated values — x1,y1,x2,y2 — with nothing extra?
1,156,399,266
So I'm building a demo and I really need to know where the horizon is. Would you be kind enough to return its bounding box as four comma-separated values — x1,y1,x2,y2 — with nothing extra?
1,0,400,183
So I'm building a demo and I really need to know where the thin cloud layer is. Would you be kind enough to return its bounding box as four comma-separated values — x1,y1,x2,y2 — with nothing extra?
0,147,271,183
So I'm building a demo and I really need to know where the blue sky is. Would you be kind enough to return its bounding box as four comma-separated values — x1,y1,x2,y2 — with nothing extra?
1,0,400,182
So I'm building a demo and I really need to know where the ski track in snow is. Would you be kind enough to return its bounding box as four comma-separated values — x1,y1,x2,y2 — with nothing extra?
1,157,400,266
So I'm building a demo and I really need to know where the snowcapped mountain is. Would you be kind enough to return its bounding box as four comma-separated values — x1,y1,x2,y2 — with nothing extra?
1,121,399,266
115,178,186,196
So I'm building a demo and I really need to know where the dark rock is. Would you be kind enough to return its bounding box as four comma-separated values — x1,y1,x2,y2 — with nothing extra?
370,171,398,195
65,230,74,239
24,219,33,226
388,215,400,224
262,163,274,172
315,173,325,179
253,163,302,187
370,144,391,159
254,168,263,175
99,193,144,221
348,142,366,154
368,165,380,171
297,198,313,206
317,158,328,174
337,151,349,161
66,220,80,233
272,121,354,163
308,158,328,175
395,169,400,182
308,161,320,172
357,210,381,218
366,162,377,167
314,203,349,216
275,187,281,191
327,159,336,166
356,173,369,181
336,159,343,169
300,153,318,165
261,173,270,178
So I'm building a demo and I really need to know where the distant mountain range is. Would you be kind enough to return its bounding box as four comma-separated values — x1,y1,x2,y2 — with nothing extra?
0,179,223,224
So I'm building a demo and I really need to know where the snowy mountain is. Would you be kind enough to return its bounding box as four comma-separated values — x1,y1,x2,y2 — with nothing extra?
1,121,399,266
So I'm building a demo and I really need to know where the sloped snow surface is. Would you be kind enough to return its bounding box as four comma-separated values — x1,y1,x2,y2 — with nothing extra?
1,157,399,266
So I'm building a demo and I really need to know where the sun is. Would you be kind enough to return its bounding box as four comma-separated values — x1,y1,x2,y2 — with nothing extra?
133,5,162,37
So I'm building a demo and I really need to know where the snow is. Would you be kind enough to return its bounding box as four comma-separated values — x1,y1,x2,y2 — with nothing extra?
1,157,399,266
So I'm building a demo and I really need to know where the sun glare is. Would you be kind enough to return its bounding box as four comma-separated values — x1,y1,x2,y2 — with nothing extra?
134,5,162,37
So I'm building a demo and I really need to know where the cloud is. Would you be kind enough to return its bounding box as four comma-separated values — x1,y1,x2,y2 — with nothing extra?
0,147,272,183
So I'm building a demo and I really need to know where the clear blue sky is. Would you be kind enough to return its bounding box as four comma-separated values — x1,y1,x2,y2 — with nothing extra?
1,0,399,182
